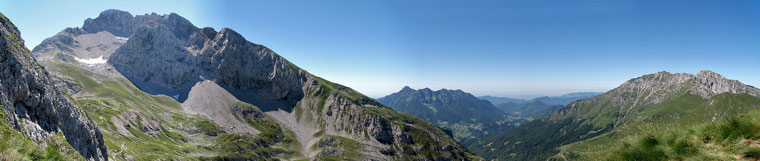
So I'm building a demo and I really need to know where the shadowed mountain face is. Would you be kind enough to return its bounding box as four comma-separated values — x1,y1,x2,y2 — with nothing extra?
378,87,526,143
0,13,107,160
30,9,480,160
469,71,760,161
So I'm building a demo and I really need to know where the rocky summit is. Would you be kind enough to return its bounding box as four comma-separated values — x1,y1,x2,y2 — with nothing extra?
0,13,107,160
25,9,480,160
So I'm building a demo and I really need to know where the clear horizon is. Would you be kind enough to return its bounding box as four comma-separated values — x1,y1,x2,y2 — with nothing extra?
2,0,758,98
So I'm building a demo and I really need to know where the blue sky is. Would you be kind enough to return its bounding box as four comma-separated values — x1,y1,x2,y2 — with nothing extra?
2,0,759,98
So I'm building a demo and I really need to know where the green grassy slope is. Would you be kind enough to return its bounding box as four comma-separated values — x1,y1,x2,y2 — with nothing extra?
470,92,760,161
556,93,760,160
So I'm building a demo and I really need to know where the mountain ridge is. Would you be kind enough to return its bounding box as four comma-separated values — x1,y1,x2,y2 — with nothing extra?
377,86,525,143
470,70,760,160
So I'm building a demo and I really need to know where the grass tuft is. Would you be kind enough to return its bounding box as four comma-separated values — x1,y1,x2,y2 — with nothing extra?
744,148,760,159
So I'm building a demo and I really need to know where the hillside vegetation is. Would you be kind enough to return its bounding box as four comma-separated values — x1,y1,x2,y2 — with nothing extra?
470,71,760,161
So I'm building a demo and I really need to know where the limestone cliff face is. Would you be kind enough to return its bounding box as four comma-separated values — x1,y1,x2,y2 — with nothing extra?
82,9,136,38
0,13,107,160
107,22,200,100
108,18,306,109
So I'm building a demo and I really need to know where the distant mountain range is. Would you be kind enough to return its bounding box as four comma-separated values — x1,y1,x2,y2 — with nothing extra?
478,92,602,119
477,95,530,105
469,71,760,160
377,87,526,143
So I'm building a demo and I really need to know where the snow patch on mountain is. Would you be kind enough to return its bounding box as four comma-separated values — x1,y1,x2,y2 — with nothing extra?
115,36,128,41
74,56,107,66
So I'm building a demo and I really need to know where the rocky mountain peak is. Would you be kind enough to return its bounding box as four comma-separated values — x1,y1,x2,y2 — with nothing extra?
215,27,246,43
81,9,197,40
695,70,726,84
693,70,760,98
400,86,414,92
83,9,135,37
656,71,671,75
696,70,720,77
199,27,218,39
157,13,197,41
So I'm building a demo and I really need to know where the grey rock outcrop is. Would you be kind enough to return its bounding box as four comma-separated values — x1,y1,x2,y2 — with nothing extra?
0,13,107,160
692,70,760,98
82,9,135,37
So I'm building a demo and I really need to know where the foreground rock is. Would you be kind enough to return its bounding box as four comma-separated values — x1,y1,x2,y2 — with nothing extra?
0,12,107,160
